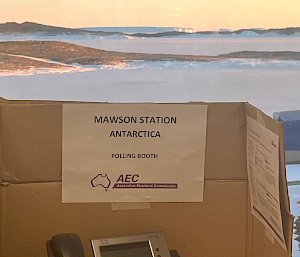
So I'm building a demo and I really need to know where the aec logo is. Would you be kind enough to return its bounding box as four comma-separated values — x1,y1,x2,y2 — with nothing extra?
91,172,177,191
91,173,139,191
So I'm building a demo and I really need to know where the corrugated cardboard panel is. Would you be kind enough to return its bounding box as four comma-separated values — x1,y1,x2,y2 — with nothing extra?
0,102,7,257
0,103,62,182
205,102,246,180
1,180,248,257
246,192,253,257
0,185,8,257
245,103,293,255
252,217,290,257
0,102,2,177
0,101,246,182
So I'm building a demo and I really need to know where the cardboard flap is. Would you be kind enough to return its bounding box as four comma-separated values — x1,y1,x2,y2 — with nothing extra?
0,98,6,103
205,102,246,180
0,101,247,183
245,103,293,256
0,103,62,182
252,217,291,257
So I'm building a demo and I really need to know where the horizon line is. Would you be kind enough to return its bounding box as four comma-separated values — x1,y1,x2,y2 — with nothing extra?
1,21,300,32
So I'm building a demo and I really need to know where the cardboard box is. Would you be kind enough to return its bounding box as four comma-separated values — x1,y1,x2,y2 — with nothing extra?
0,99,294,257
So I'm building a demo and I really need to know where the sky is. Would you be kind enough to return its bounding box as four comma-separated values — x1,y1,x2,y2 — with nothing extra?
0,0,300,30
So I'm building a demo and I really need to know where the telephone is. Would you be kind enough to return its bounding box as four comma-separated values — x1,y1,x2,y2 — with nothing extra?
46,233,181,257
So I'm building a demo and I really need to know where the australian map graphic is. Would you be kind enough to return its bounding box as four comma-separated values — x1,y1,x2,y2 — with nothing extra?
91,174,111,191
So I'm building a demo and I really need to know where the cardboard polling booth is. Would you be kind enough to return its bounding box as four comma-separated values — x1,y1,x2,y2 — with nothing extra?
0,98,294,257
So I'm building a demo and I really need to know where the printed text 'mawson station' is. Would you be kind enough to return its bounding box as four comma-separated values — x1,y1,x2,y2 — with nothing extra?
94,116,177,124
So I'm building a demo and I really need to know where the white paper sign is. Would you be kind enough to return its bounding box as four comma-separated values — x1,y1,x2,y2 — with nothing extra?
247,116,286,249
62,103,207,203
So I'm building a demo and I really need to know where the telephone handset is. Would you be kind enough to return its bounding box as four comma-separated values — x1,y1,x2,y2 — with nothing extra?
46,232,181,257
46,233,85,257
